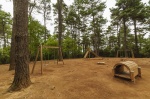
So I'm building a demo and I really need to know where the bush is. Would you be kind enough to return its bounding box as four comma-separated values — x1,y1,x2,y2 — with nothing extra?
0,47,10,64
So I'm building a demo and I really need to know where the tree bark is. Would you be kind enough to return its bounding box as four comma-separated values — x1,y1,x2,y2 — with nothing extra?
2,20,6,48
44,2,47,42
117,23,120,49
8,0,31,91
9,0,16,71
9,32,15,70
133,19,139,57
58,0,63,61
123,17,127,57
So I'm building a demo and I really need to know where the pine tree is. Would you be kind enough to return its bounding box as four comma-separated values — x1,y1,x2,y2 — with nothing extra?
8,0,31,91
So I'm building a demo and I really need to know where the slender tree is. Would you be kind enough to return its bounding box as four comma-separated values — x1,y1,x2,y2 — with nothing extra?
9,27,15,70
0,10,11,48
9,0,16,70
57,0,63,61
8,0,31,91
110,8,121,49
28,0,36,17
146,1,150,31
128,0,147,57
37,0,51,42
113,0,130,57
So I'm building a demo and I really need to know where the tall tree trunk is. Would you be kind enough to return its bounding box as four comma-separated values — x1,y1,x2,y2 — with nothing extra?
9,31,15,70
97,27,101,55
123,17,127,57
8,0,31,91
2,21,6,47
117,23,120,49
133,19,139,57
9,0,16,71
28,0,36,17
44,2,47,42
6,32,9,45
92,15,98,55
77,1,81,52
58,0,63,61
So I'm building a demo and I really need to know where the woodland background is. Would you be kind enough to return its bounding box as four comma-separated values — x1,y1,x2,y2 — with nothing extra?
0,0,150,64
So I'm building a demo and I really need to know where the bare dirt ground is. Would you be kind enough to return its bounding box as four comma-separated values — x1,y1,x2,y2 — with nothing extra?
0,58,150,99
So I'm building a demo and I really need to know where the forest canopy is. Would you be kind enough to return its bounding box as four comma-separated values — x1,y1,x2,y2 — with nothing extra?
0,0,150,64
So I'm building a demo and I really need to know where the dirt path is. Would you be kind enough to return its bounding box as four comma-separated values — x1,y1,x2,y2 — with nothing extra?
0,58,150,99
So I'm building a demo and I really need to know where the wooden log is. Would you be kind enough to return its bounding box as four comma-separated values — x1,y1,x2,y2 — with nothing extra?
84,51,89,58
40,45,43,74
31,48,40,74
138,67,141,77
97,62,105,65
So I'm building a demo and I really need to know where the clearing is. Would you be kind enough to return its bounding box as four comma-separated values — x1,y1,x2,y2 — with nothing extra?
0,58,150,99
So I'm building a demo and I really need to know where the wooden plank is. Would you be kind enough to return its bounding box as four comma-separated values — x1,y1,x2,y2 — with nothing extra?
31,48,40,74
130,71,135,82
84,51,89,58
40,45,43,74
97,62,105,65
114,74,130,79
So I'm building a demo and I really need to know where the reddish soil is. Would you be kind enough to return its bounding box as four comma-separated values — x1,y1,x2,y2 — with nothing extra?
0,58,150,99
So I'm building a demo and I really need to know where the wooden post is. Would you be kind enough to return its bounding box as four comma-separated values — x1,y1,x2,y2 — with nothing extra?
56,48,59,64
138,67,141,77
84,51,89,58
60,48,64,64
31,48,40,74
130,71,135,82
32,45,64,75
40,45,43,74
